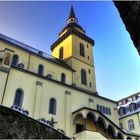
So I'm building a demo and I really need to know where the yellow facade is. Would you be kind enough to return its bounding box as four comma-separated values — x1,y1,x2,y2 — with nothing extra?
0,6,140,139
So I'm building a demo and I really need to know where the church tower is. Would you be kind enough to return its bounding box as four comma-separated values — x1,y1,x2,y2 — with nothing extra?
51,6,96,93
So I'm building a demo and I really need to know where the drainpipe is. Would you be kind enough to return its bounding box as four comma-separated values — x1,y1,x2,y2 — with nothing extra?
27,52,31,71
1,71,9,105
137,112,140,127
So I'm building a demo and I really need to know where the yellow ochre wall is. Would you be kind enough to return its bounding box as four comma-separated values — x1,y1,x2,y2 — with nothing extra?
0,71,7,103
52,35,72,60
0,41,30,69
52,32,96,92
119,113,140,134
1,67,119,136
0,33,139,138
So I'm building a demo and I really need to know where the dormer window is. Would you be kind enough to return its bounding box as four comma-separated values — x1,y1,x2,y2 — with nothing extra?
118,107,126,116
129,103,137,112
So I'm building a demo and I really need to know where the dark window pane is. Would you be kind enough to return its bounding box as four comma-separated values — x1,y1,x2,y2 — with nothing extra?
38,64,44,75
59,47,63,59
13,89,23,107
12,54,19,65
61,73,66,83
81,69,87,85
49,98,57,115
80,43,85,57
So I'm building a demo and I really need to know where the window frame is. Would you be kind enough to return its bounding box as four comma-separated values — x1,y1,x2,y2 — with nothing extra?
59,47,64,60
49,98,57,115
80,43,85,57
13,88,24,107
81,69,87,85
61,73,66,83
12,54,19,66
128,119,135,131
38,64,44,75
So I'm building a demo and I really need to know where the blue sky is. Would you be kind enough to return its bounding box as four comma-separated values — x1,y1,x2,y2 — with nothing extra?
0,1,140,101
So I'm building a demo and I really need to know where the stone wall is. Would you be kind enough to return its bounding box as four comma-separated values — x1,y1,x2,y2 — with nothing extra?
0,106,70,139
114,1,140,54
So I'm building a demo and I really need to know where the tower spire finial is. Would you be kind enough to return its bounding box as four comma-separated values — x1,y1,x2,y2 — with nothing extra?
69,5,76,19
67,5,78,24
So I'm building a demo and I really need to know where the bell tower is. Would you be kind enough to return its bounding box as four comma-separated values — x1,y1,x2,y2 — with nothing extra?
51,6,96,93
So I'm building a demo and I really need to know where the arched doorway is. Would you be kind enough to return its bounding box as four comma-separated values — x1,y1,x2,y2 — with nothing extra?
117,132,124,139
107,125,116,139
127,137,132,140
86,112,96,132
97,117,107,137
74,114,85,133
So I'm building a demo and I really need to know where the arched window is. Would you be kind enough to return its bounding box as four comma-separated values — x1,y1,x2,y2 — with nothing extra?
49,98,57,115
59,47,63,59
80,43,85,57
38,64,44,75
61,73,66,83
12,54,19,65
100,105,103,113
118,107,126,116
108,108,111,115
103,106,105,113
129,103,137,112
13,89,24,107
97,104,99,111
105,107,108,114
81,69,87,85
128,119,135,131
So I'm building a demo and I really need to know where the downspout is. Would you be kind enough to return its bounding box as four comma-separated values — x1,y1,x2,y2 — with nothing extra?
137,112,140,127
27,52,31,71
1,70,10,105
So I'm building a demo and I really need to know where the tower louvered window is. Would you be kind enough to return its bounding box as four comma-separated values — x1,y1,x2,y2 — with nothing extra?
80,43,85,57
59,47,63,59
81,69,87,85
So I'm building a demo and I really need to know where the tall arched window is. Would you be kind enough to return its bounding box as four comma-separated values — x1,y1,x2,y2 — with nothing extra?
81,69,87,85
100,105,103,113
103,106,105,113
128,119,135,131
13,89,24,107
38,64,44,75
80,43,85,57
118,107,126,116
61,73,66,83
59,47,63,59
97,104,99,111
129,103,137,112
49,98,57,115
12,54,19,65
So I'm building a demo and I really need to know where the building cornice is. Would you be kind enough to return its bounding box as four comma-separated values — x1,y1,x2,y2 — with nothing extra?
72,107,140,137
0,34,74,72
51,28,94,51
11,65,116,104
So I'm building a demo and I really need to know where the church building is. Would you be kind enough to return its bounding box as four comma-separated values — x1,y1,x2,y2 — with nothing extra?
0,6,140,139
